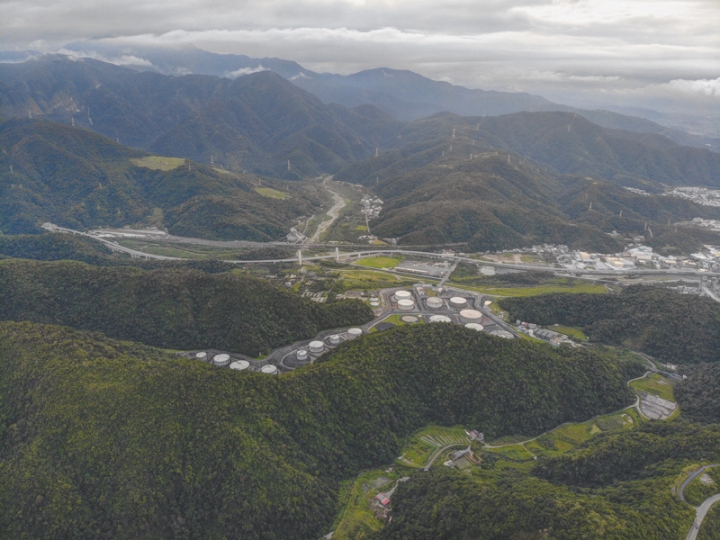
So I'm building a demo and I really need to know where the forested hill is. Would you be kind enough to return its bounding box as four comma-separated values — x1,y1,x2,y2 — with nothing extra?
499,286,720,363
0,259,373,356
0,119,320,237
0,322,641,540
382,422,720,540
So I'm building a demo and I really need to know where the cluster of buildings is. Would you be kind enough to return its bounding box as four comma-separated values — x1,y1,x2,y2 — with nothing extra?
361,195,384,220
558,244,720,273
665,187,720,207
286,227,307,243
513,322,577,347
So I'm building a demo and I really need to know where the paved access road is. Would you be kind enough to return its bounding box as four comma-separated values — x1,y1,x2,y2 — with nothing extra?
687,493,720,540
680,464,720,540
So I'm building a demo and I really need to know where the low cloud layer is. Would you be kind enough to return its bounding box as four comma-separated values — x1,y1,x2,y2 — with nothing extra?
1,0,718,113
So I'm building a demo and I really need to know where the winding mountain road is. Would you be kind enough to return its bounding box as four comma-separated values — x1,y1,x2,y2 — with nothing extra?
679,464,720,540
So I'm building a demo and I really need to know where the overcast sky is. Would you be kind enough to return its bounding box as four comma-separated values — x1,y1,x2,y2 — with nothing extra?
1,0,718,113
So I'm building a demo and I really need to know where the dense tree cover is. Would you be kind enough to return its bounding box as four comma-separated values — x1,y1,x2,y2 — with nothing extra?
378,467,692,540
0,119,320,237
534,422,720,487
0,322,641,540
499,286,720,363
676,363,720,424
0,259,373,356
380,421,720,540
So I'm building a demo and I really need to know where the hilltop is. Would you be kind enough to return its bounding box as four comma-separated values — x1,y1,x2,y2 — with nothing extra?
0,321,640,539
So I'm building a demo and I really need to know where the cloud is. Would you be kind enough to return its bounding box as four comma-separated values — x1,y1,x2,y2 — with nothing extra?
224,64,268,78
0,0,717,115
56,48,155,68
666,77,720,98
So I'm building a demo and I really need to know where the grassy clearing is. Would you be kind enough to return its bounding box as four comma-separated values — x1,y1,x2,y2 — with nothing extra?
398,426,471,468
254,187,291,199
487,445,535,462
552,325,588,342
130,156,185,171
355,225,368,232
355,256,403,269
447,282,608,297
370,314,424,332
630,373,676,402
335,268,416,291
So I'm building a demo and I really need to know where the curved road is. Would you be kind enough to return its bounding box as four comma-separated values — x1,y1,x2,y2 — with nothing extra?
679,464,720,540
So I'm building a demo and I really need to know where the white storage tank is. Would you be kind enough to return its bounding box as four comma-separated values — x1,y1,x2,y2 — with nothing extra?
429,315,452,323
464,323,484,331
426,297,443,309
230,360,250,371
459,309,483,323
213,353,231,367
490,330,514,339
195,352,208,362
397,299,415,311
347,328,363,339
261,364,278,374
449,297,468,308
308,341,325,353
328,335,341,345
296,349,308,361
394,290,412,301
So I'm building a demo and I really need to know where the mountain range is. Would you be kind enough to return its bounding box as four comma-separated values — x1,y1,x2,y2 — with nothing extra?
0,118,321,237
56,42,720,150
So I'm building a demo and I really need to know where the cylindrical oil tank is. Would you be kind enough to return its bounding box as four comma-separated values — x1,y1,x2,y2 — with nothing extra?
464,323,484,331
397,299,415,311
261,364,278,374
195,352,208,361
426,297,443,309
328,335,341,345
296,349,309,361
347,328,363,339
394,290,412,302
429,315,452,323
308,341,325,353
449,297,468,308
459,309,483,323
230,360,250,371
213,353,231,367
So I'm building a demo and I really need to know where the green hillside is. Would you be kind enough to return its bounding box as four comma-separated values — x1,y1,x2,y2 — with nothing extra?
382,422,719,540
0,259,373,356
499,286,720,363
0,119,320,238
341,149,718,252
0,322,640,539
676,363,720,424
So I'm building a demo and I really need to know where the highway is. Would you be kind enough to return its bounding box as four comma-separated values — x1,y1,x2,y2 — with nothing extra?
41,223,720,281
